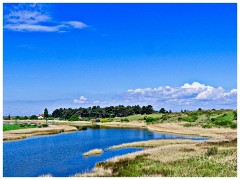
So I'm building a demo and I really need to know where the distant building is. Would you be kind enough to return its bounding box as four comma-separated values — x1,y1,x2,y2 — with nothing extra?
38,114,44,119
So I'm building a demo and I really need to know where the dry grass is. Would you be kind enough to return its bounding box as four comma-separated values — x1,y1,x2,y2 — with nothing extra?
3,125,77,141
83,148,103,156
147,123,237,141
98,121,146,128
77,139,237,177
108,139,195,149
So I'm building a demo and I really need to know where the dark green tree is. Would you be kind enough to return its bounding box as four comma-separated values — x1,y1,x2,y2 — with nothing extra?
159,108,166,114
44,108,49,124
30,115,38,120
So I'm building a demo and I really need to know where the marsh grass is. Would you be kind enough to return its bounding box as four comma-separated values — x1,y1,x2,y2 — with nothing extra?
83,148,103,156
78,140,237,177
108,139,195,149
3,125,77,141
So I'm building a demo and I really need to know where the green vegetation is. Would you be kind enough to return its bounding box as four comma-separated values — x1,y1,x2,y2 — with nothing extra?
105,154,236,177
96,141,236,177
69,114,79,121
144,116,158,123
101,119,110,123
30,115,38,119
3,124,37,131
206,147,218,156
52,105,155,119
120,118,129,122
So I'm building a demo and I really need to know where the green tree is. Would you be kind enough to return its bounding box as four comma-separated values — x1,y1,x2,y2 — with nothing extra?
159,108,166,114
30,115,38,120
8,114,11,120
44,108,49,124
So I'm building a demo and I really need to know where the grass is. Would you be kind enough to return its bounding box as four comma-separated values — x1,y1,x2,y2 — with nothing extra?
110,109,237,129
108,139,195,149
3,124,37,131
109,153,236,177
92,140,237,177
3,125,77,141
83,148,103,156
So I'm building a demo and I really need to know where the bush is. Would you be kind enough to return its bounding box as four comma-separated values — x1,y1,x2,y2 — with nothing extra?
42,124,49,127
145,116,157,123
121,118,129,122
206,147,218,156
230,123,237,129
68,114,79,121
30,115,38,120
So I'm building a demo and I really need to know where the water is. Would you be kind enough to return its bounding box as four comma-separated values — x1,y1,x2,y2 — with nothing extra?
3,127,207,177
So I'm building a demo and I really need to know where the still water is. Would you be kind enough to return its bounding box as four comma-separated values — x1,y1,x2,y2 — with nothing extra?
3,127,207,177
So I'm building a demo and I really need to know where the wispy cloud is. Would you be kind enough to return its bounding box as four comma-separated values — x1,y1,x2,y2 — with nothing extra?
4,4,88,32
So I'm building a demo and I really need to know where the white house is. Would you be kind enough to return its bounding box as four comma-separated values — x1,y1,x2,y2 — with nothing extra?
38,114,44,119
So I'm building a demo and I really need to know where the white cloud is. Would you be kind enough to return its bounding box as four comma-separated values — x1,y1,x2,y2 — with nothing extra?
4,24,62,32
71,82,236,111
64,21,88,29
125,82,237,109
4,4,88,32
73,96,87,104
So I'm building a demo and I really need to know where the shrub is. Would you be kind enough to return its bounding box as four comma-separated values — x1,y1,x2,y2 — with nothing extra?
68,114,79,121
206,147,218,156
30,115,38,120
42,124,49,127
121,118,129,122
145,116,157,123
230,123,237,129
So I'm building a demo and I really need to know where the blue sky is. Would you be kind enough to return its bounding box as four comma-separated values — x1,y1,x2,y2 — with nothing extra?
3,3,237,115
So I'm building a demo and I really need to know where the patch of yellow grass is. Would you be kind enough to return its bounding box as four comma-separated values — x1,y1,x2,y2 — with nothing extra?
83,148,103,156
108,139,196,150
3,125,77,141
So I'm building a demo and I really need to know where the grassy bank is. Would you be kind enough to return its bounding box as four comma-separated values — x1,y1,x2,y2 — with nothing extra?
3,124,37,131
3,125,77,141
77,139,236,177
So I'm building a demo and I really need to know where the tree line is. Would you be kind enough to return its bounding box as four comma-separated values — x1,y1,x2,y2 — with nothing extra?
52,105,157,119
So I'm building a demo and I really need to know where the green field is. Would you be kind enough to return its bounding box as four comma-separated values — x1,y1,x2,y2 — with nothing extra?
3,124,37,131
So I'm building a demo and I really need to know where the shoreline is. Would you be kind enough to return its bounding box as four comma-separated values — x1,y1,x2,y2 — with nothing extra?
3,120,236,142
3,120,237,177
